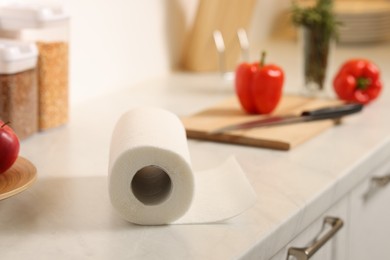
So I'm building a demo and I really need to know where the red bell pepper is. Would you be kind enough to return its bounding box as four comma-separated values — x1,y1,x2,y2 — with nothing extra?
333,59,382,104
235,52,284,114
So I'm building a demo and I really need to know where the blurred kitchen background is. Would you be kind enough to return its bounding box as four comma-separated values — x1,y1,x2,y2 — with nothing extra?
2,0,389,105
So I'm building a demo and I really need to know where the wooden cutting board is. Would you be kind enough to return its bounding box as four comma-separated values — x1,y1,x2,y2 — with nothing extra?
181,95,344,150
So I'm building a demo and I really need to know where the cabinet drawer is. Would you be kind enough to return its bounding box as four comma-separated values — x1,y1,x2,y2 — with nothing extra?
349,158,390,260
270,197,348,260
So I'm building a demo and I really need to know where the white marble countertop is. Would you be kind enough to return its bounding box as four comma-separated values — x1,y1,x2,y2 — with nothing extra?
1,41,390,259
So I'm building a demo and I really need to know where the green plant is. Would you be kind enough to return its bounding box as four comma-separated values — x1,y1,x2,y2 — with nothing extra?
291,0,339,41
291,0,340,92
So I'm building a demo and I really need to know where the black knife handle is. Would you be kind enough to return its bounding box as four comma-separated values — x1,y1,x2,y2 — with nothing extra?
301,103,364,120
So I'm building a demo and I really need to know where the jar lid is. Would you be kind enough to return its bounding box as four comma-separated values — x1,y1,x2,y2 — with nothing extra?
0,39,38,74
0,3,69,30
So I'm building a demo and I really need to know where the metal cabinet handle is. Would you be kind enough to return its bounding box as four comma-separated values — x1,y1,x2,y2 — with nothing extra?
363,174,390,201
287,216,343,260
372,174,390,187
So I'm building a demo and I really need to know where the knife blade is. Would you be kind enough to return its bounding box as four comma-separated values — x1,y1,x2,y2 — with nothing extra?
210,103,364,134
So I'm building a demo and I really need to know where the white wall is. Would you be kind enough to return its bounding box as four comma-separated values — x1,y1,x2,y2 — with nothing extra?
2,0,284,104
66,0,288,104
67,0,198,104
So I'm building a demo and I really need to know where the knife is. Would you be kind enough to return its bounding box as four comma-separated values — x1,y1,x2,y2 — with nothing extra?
210,103,364,134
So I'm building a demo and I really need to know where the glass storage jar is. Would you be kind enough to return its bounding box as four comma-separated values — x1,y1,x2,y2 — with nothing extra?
0,3,70,130
0,39,38,139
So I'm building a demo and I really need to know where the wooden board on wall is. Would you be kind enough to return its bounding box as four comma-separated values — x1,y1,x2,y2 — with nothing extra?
181,0,256,72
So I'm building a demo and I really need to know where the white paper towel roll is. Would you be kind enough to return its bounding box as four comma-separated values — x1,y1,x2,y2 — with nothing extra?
108,107,256,225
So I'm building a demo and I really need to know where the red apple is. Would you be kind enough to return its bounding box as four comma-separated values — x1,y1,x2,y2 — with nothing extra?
0,121,20,174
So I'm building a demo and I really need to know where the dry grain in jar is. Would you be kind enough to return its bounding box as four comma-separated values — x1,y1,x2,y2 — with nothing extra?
36,41,69,130
0,69,38,139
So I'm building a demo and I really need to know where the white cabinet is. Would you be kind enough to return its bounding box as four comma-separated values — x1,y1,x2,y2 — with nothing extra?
348,160,390,260
270,197,348,260
268,157,390,260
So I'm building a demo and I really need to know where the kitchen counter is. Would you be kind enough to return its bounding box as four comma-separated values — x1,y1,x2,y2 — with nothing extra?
1,41,390,259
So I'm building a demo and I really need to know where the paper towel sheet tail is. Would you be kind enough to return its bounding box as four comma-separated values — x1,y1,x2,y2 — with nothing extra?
175,156,257,224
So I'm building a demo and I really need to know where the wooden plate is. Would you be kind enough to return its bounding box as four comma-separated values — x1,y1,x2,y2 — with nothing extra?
0,157,37,200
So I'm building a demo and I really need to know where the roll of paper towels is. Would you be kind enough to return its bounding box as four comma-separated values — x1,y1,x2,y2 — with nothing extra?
108,107,256,225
